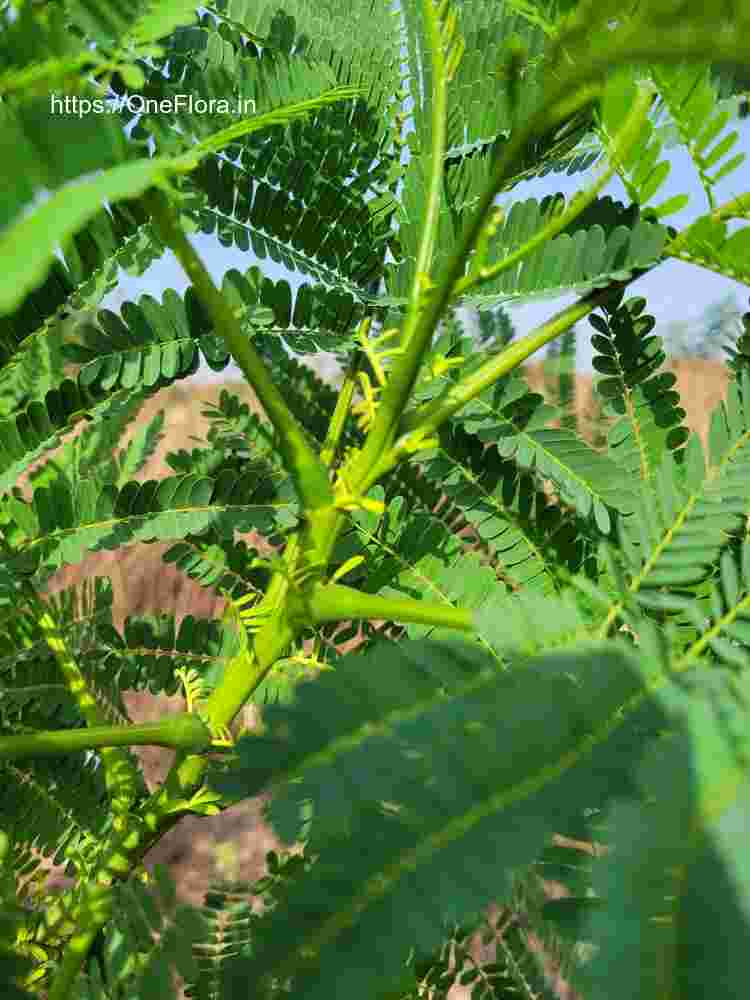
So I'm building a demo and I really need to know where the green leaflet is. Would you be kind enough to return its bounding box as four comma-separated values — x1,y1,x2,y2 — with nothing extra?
589,294,690,480
126,0,201,45
670,214,750,285
0,578,121,728
134,21,398,294
630,540,750,675
652,63,746,207
611,372,750,597
0,198,163,400
343,487,503,640
118,611,243,696
208,0,402,112
390,190,668,305
109,407,166,488
0,751,109,886
149,51,398,295
85,869,205,999
60,266,372,396
0,88,128,234
597,70,679,215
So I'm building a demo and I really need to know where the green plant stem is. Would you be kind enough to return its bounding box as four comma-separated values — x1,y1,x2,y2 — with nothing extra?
409,0,450,309
145,618,294,822
0,714,212,760
303,582,474,631
202,533,303,731
36,566,309,947
399,284,629,442
145,188,334,520
348,0,451,477
320,356,359,466
46,880,115,1000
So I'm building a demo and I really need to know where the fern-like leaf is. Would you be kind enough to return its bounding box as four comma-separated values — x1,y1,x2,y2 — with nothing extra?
589,292,690,480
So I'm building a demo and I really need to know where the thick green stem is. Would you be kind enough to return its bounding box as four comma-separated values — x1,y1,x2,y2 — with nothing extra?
410,0,450,307
0,714,211,760
304,582,474,631
203,533,304,731
36,540,313,951
145,189,334,520
205,609,299,736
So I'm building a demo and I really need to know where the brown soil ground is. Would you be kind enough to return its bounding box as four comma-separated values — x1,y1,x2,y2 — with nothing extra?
29,359,730,995
523,357,728,444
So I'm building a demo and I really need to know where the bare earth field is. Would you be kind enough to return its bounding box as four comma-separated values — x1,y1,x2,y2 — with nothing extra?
523,357,729,444
33,359,729,993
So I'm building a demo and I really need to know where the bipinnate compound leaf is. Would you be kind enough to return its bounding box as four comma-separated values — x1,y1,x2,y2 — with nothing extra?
212,638,667,1000
0,470,292,578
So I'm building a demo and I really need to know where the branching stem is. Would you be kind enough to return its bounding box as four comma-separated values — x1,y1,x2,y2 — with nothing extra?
349,0,453,478
145,189,334,521
304,582,474,631
0,714,212,759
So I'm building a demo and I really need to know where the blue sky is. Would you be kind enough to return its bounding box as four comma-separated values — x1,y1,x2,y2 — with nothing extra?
502,113,750,370
101,91,750,380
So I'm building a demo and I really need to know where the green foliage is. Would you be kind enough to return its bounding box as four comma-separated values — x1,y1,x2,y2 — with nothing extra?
0,1,749,999
589,291,690,480
577,664,750,998
652,63,746,208
210,638,664,1000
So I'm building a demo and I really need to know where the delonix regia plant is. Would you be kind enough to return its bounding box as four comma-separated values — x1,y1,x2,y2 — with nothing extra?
0,0,750,997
